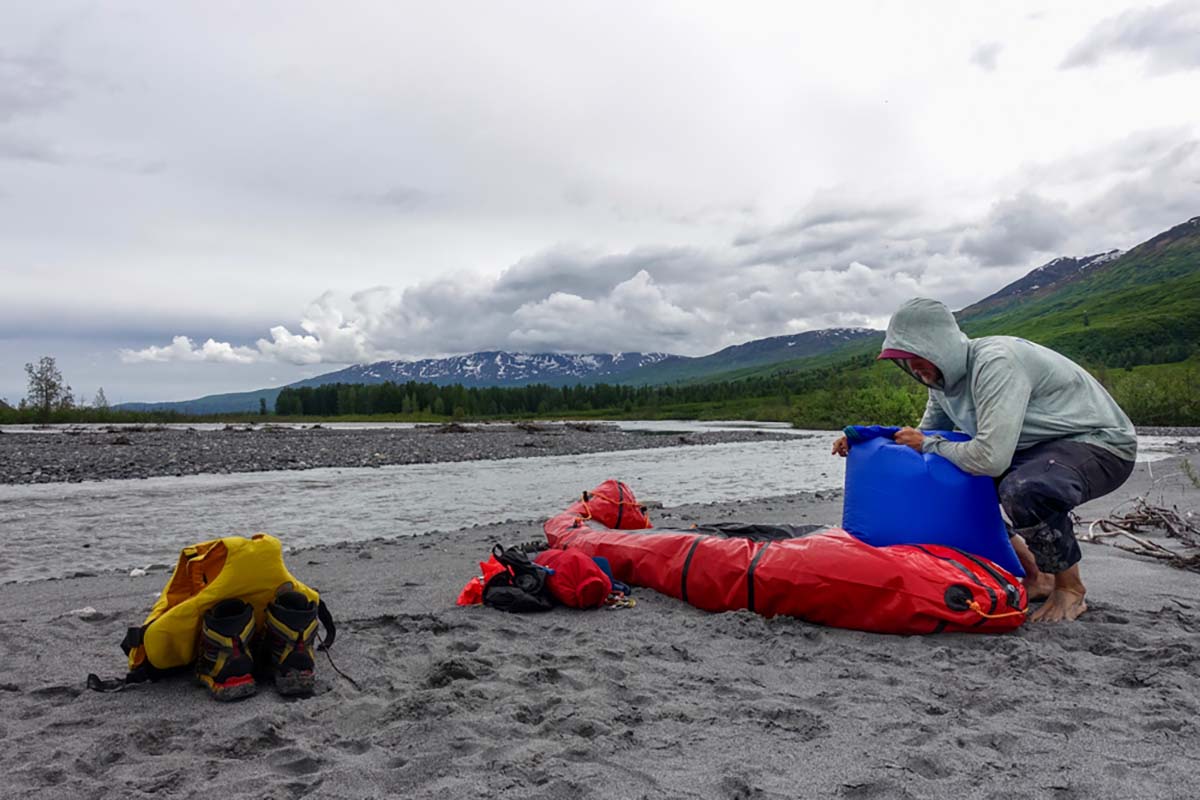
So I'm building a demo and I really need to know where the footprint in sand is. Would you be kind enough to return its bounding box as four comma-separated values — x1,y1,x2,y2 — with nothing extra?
29,684,82,708
517,665,585,690
1143,718,1190,734
31,765,68,788
513,704,545,726
331,739,372,755
425,656,486,687
841,779,913,799
903,754,953,780
719,774,764,799
1035,719,1080,736
273,748,325,776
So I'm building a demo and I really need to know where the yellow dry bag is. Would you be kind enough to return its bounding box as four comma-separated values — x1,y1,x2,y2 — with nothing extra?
87,534,335,690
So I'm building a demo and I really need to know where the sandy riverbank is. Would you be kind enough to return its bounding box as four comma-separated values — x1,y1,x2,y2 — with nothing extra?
0,449,1197,799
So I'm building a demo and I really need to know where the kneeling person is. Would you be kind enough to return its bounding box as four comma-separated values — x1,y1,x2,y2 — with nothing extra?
832,298,1136,623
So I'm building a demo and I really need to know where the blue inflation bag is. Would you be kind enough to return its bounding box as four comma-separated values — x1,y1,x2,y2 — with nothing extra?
841,425,1024,577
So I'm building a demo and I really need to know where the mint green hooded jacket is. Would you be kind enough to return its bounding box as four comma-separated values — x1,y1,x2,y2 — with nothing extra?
881,298,1137,477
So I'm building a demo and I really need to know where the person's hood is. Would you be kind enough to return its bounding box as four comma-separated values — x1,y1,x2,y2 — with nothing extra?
879,298,970,391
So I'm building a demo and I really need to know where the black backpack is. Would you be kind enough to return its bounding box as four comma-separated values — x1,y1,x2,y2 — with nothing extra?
482,544,555,613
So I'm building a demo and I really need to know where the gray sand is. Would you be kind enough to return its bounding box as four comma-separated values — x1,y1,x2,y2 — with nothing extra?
0,449,1197,799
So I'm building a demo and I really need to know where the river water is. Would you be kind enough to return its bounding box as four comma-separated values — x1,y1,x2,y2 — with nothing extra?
0,423,1193,583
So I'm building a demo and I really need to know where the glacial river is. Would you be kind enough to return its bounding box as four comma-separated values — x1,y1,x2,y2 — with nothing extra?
0,422,1192,583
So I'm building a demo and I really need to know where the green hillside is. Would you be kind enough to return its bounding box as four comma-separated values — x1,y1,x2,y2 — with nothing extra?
625,328,880,385
958,217,1200,367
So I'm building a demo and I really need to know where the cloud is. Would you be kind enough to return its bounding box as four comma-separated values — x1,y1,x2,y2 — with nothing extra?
508,270,712,353
255,293,384,365
733,196,915,248
116,128,1200,368
0,51,70,123
120,336,260,364
371,185,430,210
970,42,1003,71
1062,0,1200,73
960,192,1071,267
1016,127,1192,186
0,130,63,164
1079,138,1200,233
121,232,982,365
1014,129,1200,249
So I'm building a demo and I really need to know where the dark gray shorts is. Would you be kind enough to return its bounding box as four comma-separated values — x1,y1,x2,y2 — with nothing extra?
996,439,1135,573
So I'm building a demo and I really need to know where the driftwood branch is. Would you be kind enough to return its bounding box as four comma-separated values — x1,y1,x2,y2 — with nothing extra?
1078,498,1200,573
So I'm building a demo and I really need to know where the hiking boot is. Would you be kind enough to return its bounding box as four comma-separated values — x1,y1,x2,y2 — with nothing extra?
262,591,319,696
195,598,257,701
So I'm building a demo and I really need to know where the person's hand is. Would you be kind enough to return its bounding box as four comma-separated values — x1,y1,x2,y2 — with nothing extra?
894,426,924,453
832,435,850,457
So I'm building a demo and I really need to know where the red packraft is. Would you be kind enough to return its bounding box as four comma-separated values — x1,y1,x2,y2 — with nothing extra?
543,481,1026,635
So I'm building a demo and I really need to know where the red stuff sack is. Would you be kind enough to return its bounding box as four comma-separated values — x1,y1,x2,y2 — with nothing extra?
534,549,612,609
561,479,652,530
456,555,509,606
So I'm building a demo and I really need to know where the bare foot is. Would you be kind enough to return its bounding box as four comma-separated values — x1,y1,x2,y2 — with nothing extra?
1029,588,1087,623
1008,534,1053,599
1024,570,1056,602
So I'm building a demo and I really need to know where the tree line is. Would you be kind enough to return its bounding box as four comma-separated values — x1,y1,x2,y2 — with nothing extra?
271,354,928,423
273,377,819,418
7,353,1198,427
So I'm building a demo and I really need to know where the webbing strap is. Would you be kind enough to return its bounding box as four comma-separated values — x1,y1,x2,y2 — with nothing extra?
86,665,151,693
86,673,128,693
746,542,770,613
119,626,144,656
317,600,336,650
946,546,1023,611
680,536,703,604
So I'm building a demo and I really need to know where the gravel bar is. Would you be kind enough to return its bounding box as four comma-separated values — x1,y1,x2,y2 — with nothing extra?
0,423,802,484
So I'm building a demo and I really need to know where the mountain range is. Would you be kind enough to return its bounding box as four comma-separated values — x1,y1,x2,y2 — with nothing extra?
117,215,1199,414
116,328,878,414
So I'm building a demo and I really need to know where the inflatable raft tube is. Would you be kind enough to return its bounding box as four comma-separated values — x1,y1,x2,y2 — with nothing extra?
544,481,1027,635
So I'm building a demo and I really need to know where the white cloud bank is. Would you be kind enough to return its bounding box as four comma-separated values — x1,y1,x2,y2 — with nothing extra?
120,336,260,364
1062,0,1200,74
121,129,1200,369
122,115,1200,371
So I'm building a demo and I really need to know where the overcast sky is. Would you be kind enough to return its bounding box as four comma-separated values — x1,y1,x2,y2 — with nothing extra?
2,1,1199,403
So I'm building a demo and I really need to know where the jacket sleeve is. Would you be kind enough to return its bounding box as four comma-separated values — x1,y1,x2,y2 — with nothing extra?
918,392,954,430
921,353,1031,477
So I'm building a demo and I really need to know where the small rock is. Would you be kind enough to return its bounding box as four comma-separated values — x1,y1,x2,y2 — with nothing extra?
69,606,104,620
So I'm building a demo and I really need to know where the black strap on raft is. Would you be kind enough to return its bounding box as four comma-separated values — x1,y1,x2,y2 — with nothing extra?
689,522,823,542
945,547,1023,610
679,536,703,604
746,542,770,614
